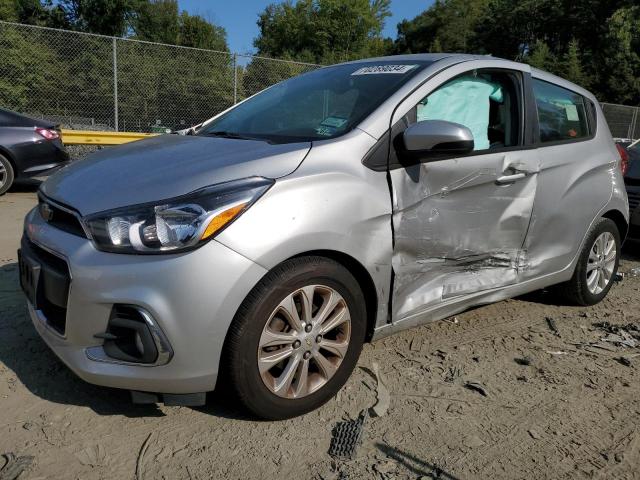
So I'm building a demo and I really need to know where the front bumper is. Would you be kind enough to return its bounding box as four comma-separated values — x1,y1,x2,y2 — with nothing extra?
22,207,267,394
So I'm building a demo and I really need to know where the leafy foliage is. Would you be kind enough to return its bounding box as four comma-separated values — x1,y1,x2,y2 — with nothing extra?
0,0,233,129
395,0,640,104
395,0,489,54
245,0,392,104
254,0,392,64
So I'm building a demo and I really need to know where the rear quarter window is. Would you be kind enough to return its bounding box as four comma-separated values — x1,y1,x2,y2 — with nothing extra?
532,79,591,143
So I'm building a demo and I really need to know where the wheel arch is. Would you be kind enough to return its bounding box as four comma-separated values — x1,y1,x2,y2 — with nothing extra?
290,250,379,342
602,209,628,242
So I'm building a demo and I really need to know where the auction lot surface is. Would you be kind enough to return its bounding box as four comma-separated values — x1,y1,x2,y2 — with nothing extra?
1,188,639,479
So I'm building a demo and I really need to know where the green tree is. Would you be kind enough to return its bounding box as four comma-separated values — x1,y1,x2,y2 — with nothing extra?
0,25,60,114
177,11,227,51
395,0,489,54
597,6,640,104
131,0,179,44
429,37,442,53
59,0,133,36
526,40,555,71
0,0,18,21
254,0,392,64
558,39,587,87
396,0,639,104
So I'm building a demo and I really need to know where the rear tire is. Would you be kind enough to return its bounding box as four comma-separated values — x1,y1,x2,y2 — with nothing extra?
553,217,620,306
222,256,366,420
0,154,14,196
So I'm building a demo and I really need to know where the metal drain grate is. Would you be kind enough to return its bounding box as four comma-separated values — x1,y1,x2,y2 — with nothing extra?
328,410,368,460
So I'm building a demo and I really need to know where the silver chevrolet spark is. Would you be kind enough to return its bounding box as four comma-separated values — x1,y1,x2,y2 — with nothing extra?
19,54,629,419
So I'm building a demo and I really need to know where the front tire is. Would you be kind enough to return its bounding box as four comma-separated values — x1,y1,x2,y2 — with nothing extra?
222,256,366,420
554,217,621,306
0,154,14,196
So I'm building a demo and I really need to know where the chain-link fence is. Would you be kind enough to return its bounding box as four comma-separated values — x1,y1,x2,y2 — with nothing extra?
601,103,640,140
1,20,639,138
0,21,320,132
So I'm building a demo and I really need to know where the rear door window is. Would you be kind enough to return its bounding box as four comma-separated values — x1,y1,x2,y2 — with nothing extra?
532,79,590,143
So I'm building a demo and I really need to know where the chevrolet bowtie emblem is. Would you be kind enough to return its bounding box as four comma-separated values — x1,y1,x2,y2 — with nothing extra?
39,202,53,222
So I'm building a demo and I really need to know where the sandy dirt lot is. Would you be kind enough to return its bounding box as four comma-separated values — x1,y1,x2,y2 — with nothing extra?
1,187,639,479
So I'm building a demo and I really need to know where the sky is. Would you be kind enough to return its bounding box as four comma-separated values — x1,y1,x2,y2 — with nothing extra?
179,0,432,54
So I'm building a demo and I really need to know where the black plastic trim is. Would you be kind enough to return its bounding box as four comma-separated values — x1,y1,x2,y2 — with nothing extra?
103,306,158,364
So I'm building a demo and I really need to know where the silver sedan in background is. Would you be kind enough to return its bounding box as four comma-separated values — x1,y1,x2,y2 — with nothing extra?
19,54,628,419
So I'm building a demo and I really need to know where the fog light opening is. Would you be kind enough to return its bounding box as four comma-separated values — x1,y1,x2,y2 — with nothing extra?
101,305,161,364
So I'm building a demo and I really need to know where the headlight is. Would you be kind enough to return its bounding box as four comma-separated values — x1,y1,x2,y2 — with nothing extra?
84,177,273,254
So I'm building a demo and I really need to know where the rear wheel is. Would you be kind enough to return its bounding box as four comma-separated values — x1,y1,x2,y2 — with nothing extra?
0,154,14,196
554,218,620,305
222,256,366,420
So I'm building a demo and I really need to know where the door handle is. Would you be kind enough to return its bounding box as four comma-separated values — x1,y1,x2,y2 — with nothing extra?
496,172,526,184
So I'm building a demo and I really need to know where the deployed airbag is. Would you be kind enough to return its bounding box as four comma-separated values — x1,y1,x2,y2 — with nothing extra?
417,75,503,150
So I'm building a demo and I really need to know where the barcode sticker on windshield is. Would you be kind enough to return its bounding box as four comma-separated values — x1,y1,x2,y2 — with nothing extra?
351,65,418,76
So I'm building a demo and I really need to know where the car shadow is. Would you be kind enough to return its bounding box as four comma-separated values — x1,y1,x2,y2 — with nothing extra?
515,240,640,307
375,442,460,479
8,179,41,193
0,262,249,420
622,238,640,261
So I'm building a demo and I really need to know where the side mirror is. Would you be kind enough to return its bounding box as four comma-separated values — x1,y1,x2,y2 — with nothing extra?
402,120,474,159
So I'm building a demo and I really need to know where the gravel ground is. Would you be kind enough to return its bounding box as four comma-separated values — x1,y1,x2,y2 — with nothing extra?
1,188,639,480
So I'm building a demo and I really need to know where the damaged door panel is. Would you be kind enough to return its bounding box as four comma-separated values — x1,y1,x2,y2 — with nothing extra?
388,66,539,323
390,151,539,321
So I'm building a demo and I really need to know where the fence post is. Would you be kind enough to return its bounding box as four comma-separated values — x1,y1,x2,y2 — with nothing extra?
112,37,119,132
233,53,238,105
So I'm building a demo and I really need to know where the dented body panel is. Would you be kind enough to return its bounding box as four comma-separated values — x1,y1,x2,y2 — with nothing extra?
390,149,539,321
371,59,627,339
24,53,628,397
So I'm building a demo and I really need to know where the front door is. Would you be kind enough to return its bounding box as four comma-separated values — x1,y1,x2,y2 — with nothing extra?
389,65,539,323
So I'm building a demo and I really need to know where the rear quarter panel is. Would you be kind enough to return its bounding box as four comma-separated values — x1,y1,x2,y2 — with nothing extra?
0,126,68,177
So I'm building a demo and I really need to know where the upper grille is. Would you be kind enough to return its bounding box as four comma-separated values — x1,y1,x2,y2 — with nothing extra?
38,194,87,238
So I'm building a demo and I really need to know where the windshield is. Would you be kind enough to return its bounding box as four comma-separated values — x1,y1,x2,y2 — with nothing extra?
198,61,431,143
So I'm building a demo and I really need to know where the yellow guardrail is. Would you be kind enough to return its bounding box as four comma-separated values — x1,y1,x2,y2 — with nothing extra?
61,129,159,145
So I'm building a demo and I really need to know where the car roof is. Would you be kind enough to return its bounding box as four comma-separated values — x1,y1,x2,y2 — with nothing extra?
342,53,489,65
340,54,596,101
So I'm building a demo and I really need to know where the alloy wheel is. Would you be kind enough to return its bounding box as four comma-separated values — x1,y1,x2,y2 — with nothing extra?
586,231,617,295
257,284,351,399
0,162,6,190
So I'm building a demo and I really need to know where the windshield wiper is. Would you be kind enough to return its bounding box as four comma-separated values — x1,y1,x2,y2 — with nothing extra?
201,130,264,142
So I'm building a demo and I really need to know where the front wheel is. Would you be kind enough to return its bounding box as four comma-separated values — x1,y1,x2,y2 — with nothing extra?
554,217,621,306
222,256,367,420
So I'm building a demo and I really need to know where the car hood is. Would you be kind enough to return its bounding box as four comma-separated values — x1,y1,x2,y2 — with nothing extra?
41,134,311,215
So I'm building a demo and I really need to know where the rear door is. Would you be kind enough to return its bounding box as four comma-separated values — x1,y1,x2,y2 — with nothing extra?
388,61,539,323
520,77,612,280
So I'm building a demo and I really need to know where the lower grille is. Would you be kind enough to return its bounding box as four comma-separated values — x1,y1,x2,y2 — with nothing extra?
21,237,71,335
